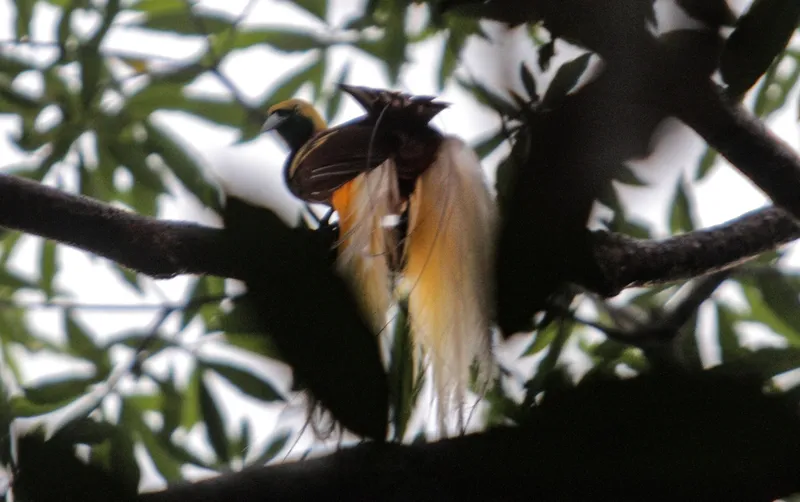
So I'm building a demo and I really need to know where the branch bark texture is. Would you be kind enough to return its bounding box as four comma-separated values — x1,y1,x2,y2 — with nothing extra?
0,174,235,279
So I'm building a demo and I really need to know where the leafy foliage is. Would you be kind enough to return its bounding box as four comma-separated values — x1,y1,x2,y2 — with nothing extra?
0,0,799,499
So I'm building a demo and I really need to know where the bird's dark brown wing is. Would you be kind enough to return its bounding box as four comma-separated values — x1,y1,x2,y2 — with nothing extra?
285,121,394,204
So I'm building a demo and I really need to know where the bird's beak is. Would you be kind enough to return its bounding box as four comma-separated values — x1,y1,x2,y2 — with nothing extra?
261,113,286,134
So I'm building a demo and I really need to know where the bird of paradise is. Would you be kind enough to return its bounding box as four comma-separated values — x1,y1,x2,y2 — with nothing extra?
261,84,496,435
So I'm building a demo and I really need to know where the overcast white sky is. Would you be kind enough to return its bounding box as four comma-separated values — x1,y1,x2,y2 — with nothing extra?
0,0,798,491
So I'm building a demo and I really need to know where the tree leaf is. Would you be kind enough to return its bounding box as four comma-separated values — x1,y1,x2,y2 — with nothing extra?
457,78,519,117
720,0,800,98
749,269,800,346
199,372,230,463
34,126,83,178
753,52,800,118
255,57,323,124
388,301,413,441
324,62,350,122
57,3,77,47
132,0,184,14
0,267,36,291
695,146,718,180
178,276,218,329
292,0,327,21
495,130,529,216
52,417,117,446
227,28,328,53
382,5,409,85
143,10,233,36
669,179,696,234
231,418,251,459
676,311,703,371
108,428,141,495
24,375,96,405
10,395,77,417
204,360,284,402
247,431,290,466
438,26,470,90
144,120,221,211
156,430,209,468
523,322,558,356
78,44,106,111
541,52,592,106
308,50,326,101
127,401,183,482
13,427,136,502
181,367,201,430
676,0,737,26
223,332,283,362
472,129,506,160
519,62,538,102
0,54,36,80
538,39,556,72
39,241,57,298
14,0,35,40
156,376,182,436
104,134,166,194
124,84,186,120
524,319,571,402
65,311,104,364
715,303,746,361
711,347,800,379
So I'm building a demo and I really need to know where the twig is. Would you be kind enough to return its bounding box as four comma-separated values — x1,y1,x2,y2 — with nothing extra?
559,272,730,350
132,306,175,369
656,271,731,333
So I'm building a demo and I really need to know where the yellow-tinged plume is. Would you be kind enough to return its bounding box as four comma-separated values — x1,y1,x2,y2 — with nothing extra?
332,164,401,336
401,136,496,432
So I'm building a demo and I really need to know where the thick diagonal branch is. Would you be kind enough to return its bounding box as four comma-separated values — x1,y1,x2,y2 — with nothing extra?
671,84,800,219
457,0,800,220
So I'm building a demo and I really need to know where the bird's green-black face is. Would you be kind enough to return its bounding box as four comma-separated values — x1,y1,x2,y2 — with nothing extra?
261,100,325,152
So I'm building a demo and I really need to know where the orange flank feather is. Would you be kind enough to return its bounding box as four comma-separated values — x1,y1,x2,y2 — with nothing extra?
331,165,400,337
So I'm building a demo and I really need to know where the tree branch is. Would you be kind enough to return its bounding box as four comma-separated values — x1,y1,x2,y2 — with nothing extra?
0,174,796,298
587,206,798,295
0,174,235,279
670,83,800,219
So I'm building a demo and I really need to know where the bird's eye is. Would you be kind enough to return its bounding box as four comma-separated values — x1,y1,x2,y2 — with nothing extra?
275,108,291,117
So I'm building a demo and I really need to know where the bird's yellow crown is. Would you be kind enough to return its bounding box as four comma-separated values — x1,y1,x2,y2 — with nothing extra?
267,99,327,132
